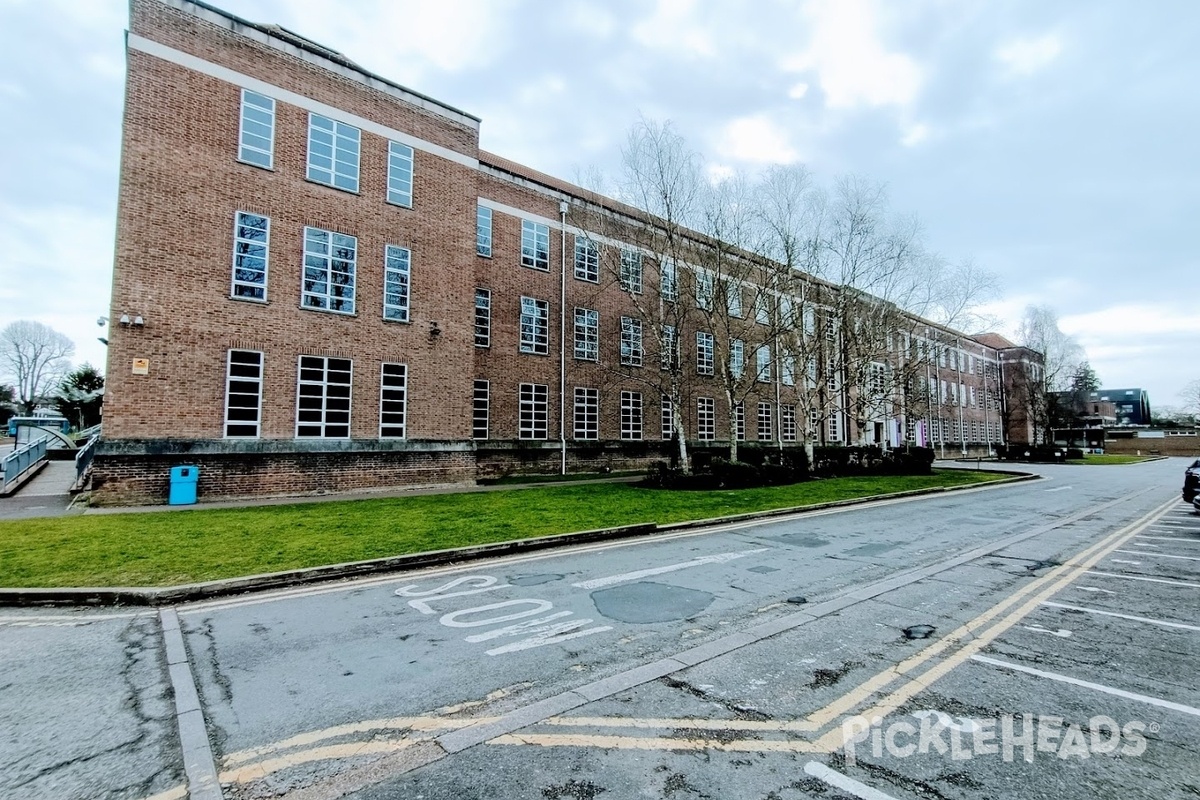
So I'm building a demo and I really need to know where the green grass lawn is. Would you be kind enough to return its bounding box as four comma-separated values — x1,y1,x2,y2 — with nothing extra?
1065,454,1155,465
0,470,1010,589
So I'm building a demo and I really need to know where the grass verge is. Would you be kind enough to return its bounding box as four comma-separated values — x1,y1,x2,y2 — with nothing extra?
0,470,1009,589
1065,454,1155,465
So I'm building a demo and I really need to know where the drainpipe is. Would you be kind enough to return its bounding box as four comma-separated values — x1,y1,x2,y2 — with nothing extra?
955,337,966,457
559,201,568,475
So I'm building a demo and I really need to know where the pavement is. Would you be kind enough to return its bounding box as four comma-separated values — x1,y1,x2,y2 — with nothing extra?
0,459,78,519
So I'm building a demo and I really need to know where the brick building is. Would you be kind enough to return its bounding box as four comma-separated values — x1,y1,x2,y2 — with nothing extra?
95,0,1044,505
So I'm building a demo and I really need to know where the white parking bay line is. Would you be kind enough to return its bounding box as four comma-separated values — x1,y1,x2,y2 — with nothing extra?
803,762,899,800
1136,536,1200,543
1041,601,1200,632
1044,486,1072,493
1087,571,1200,588
971,655,1200,717
572,548,770,590
1114,550,1200,562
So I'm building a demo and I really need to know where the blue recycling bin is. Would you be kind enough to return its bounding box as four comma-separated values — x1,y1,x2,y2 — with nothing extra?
168,465,199,505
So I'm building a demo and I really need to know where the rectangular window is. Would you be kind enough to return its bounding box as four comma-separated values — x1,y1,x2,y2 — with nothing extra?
574,307,598,361
238,89,274,169
781,353,796,386
806,356,818,386
621,391,643,440
387,141,414,207
661,325,678,370
383,245,411,322
696,331,714,375
295,355,352,438
519,383,549,440
756,347,771,382
735,402,745,441
869,362,886,396
472,380,489,439
574,387,599,440
231,211,269,301
521,220,550,271
474,289,491,348
661,395,673,440
809,409,821,436
696,271,714,310
224,349,263,438
803,308,815,336
661,259,678,302
697,397,715,440
520,296,549,355
619,249,643,293
306,114,360,192
827,412,841,442
476,205,493,257
781,405,797,442
574,235,599,282
379,363,407,438
729,339,744,379
620,316,643,367
725,280,742,317
780,296,794,328
758,402,773,441
970,386,977,407
302,227,356,313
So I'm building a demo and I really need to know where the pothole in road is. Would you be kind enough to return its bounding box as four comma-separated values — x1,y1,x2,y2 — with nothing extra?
1025,559,1061,573
591,581,714,623
541,780,608,799
809,660,864,689
509,573,564,586
775,533,830,548
902,624,937,640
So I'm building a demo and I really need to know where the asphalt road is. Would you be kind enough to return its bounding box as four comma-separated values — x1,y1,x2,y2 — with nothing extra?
1,459,1197,800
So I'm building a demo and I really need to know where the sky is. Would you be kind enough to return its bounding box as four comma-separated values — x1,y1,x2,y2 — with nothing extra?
1,0,1196,412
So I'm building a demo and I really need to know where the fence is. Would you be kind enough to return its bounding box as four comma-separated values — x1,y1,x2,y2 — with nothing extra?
75,434,100,489
1,438,49,495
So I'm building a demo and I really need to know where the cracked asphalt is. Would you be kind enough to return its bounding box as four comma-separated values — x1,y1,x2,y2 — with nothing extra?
2,459,1198,799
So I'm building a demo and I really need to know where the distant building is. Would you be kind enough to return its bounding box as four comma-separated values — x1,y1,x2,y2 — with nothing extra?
1087,388,1151,426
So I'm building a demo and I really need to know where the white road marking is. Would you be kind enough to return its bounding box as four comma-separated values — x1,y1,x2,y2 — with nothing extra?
1128,542,1159,548
1041,601,1200,632
911,709,980,733
1110,559,1141,565
1044,486,1073,493
1088,571,1200,588
1136,536,1200,543
572,548,770,590
1021,624,1072,638
1075,586,1117,595
1115,550,1200,562
803,762,899,800
971,655,1200,717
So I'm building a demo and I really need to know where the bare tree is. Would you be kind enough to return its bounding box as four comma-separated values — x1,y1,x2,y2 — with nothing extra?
1016,305,1085,442
1179,379,1200,423
0,320,75,415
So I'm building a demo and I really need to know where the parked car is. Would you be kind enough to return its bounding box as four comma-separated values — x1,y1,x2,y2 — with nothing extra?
1194,492,1200,515
1185,459,1200,502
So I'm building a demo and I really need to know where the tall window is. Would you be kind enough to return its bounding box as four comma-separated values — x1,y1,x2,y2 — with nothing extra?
302,227,356,313
621,391,643,440
296,356,352,438
387,141,414,207
520,296,549,355
729,339,744,379
379,363,407,438
238,90,274,169
383,245,410,322
780,296,795,328
754,293,770,325
476,205,492,257
827,413,841,442
781,405,797,442
661,259,678,302
661,395,673,440
781,353,796,386
574,387,599,440
696,332,714,375
725,280,742,317
661,325,678,370
231,211,269,301
809,410,821,437
474,289,491,348
620,317,643,367
697,397,715,440
757,402,773,441
521,220,550,271
756,346,771,382
306,114,360,192
696,271,714,310
472,380,489,439
574,236,599,282
519,383,549,440
868,362,886,396
620,249,643,293
574,308,598,361
734,402,746,441
224,350,263,438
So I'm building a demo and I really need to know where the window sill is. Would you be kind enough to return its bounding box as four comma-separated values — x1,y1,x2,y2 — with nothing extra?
521,264,551,272
299,305,358,317
236,158,274,171
229,295,269,304
386,198,414,210
382,316,411,324
305,176,361,195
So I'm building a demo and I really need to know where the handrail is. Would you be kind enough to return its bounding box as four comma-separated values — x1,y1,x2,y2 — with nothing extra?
1,438,49,494
75,434,100,487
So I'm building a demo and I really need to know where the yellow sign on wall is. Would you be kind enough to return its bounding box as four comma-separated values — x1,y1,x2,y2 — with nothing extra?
131,358,150,375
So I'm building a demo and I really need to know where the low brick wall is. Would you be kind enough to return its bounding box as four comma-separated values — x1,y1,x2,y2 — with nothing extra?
1103,437,1200,457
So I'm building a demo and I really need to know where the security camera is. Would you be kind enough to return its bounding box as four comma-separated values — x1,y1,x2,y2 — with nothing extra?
97,316,109,327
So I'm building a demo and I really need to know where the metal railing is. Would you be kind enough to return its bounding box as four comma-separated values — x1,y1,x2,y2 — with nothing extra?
1,438,49,495
75,434,100,488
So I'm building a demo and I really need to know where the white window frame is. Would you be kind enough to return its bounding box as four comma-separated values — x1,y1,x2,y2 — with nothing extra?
574,387,599,440
697,397,715,441
472,380,490,439
383,245,411,322
696,271,714,310
474,289,491,348
781,353,796,387
620,249,643,294
224,349,263,438
827,412,841,442
379,363,407,438
620,316,643,367
696,331,714,375
295,355,352,439
757,402,773,441
476,205,493,257
521,220,550,271
231,211,269,301
302,227,357,314
661,325,678,370
520,296,549,355
574,235,599,283
661,395,673,440
781,404,797,442
661,259,678,302
754,293,770,325
387,141,414,207
306,113,360,192
519,383,549,440
621,391,643,440
735,401,746,441
756,346,771,383
725,280,742,317
238,89,274,169
729,339,745,379
574,307,599,361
